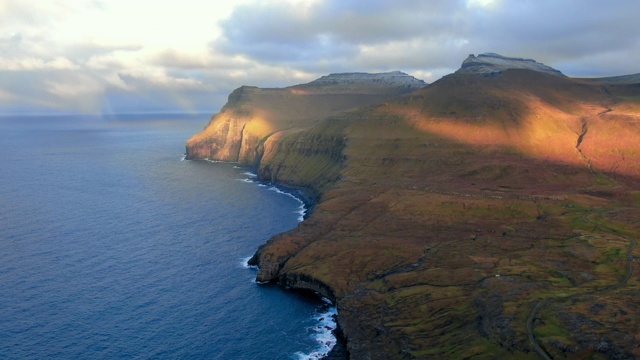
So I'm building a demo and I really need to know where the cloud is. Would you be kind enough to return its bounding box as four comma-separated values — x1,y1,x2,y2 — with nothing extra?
214,0,640,79
460,1,640,60
1,0,640,114
214,0,464,71
0,56,78,71
0,0,242,114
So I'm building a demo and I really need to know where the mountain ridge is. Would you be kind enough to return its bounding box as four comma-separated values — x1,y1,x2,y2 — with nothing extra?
306,71,428,89
186,54,640,359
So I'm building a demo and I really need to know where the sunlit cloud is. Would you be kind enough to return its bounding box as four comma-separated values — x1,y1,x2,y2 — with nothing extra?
466,0,503,9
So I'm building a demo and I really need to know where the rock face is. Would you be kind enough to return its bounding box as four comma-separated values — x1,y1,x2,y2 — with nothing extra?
456,52,565,76
187,57,640,359
185,71,426,165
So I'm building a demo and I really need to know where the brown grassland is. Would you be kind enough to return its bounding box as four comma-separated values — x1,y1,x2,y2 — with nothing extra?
187,69,640,359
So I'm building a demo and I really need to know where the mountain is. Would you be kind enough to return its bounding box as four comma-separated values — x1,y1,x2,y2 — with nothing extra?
579,72,640,84
186,55,640,359
307,71,428,89
456,52,565,76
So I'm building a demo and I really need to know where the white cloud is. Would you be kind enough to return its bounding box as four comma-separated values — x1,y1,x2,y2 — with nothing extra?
466,0,502,9
0,56,78,71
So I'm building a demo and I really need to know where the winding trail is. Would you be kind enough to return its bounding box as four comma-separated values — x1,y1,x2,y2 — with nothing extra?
527,209,637,359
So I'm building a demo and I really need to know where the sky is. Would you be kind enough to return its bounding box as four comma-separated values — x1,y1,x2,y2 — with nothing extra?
1,0,639,115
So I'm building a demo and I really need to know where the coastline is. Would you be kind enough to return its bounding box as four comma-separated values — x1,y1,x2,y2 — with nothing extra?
184,64,640,358
232,163,347,359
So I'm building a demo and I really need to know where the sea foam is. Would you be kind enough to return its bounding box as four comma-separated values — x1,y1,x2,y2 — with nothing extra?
295,299,338,360
267,186,306,221
236,171,336,357
240,256,257,270
236,172,307,221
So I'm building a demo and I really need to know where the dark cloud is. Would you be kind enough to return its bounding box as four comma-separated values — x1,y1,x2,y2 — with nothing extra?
214,0,640,78
463,1,640,62
214,2,354,64
214,0,463,68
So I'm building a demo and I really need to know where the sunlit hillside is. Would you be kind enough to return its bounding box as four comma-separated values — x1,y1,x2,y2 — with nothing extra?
187,57,640,359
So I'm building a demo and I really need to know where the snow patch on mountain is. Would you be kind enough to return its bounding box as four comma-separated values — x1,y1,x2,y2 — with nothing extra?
456,53,564,76
307,71,428,89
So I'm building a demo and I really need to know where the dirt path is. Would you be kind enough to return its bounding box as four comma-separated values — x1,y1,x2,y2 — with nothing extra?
527,209,637,359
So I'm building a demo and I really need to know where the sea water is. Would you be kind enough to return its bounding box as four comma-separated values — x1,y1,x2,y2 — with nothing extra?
0,114,335,359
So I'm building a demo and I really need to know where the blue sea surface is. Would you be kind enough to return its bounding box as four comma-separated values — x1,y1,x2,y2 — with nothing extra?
0,114,333,359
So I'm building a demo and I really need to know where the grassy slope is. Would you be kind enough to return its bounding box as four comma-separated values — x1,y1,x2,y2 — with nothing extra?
191,69,640,359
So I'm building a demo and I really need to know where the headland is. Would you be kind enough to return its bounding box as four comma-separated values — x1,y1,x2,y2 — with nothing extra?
186,54,640,359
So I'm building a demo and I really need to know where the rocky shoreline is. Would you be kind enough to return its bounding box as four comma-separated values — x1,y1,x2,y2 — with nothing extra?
240,170,348,359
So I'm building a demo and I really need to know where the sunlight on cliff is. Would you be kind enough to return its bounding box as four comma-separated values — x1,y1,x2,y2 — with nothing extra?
187,115,222,144
187,109,271,141
245,113,275,137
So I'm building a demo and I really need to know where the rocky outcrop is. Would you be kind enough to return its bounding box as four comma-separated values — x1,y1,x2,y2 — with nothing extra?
278,272,337,302
456,52,564,76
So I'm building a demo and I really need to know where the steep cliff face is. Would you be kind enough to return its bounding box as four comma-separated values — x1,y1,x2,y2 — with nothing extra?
189,56,640,359
185,107,249,162
185,72,426,169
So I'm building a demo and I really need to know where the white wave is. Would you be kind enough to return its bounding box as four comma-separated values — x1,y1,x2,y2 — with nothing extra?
235,171,259,184
295,203,306,222
294,303,338,360
241,256,259,283
267,186,306,222
236,178,255,183
180,154,187,161
240,256,257,269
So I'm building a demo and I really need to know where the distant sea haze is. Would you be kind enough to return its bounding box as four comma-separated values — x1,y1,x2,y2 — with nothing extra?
0,114,335,359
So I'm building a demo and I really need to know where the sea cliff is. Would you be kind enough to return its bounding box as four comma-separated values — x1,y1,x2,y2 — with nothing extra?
187,55,640,359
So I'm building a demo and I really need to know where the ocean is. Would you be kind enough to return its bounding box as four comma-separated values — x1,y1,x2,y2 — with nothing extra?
0,114,335,359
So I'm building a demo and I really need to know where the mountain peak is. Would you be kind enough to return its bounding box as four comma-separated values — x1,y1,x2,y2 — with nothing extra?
456,53,564,76
306,71,428,89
